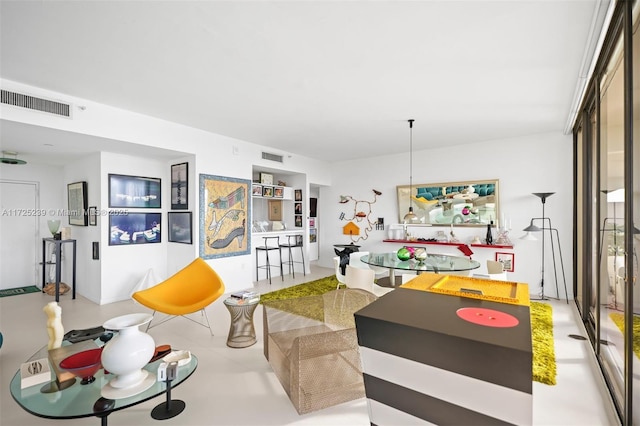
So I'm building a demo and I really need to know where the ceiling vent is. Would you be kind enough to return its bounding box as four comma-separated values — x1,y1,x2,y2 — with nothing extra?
1,89,71,118
262,152,283,163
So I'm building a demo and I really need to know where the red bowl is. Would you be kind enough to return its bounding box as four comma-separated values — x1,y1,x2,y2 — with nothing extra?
60,348,103,385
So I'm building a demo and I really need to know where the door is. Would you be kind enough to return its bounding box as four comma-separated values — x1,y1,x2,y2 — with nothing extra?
0,180,39,289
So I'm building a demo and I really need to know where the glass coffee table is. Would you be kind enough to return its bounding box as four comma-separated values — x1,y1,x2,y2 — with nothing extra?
361,252,481,286
10,342,197,425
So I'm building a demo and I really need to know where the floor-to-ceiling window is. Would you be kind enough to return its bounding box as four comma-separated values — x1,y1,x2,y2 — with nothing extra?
573,1,638,424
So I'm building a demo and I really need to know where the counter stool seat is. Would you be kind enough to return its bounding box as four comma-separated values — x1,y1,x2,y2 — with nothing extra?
256,236,283,284
280,235,306,278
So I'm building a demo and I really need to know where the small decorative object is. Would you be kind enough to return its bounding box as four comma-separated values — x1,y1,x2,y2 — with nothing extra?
20,358,51,389
404,246,416,258
259,172,273,185
436,230,448,242
43,301,64,350
397,247,411,261
486,222,494,245
461,206,471,216
101,313,155,398
414,247,427,263
470,236,482,244
467,184,475,194
59,348,103,385
47,220,61,237
88,207,97,226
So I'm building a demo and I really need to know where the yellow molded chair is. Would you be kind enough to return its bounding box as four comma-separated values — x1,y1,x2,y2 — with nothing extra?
132,258,225,335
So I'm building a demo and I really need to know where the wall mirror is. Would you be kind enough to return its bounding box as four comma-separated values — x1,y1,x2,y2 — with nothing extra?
396,179,500,226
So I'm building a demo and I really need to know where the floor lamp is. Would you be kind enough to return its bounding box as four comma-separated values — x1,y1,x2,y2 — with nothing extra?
521,192,569,303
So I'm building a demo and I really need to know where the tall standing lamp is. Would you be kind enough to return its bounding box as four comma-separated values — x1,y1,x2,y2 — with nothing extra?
521,192,568,303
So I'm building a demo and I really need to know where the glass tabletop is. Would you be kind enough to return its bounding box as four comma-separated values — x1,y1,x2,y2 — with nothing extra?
10,342,197,420
361,252,481,273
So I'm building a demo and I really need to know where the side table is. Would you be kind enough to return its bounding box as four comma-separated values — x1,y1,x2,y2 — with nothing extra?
41,238,76,302
224,297,259,348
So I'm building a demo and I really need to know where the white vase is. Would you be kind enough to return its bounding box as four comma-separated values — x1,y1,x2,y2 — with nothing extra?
101,313,155,389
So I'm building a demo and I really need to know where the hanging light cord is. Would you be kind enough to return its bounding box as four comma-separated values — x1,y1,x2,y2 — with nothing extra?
409,119,414,202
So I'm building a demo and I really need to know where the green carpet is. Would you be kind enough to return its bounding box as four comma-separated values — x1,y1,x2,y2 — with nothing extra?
609,312,640,360
531,302,556,385
260,275,556,385
0,285,40,298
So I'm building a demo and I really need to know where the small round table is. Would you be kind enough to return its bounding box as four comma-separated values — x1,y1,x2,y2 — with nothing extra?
224,297,260,348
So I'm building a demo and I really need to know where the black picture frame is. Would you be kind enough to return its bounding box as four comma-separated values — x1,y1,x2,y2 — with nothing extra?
294,189,302,201
262,186,274,198
88,206,97,226
108,174,161,208
67,181,88,226
295,215,302,227
109,212,161,245
168,212,192,244
171,162,188,210
273,186,284,198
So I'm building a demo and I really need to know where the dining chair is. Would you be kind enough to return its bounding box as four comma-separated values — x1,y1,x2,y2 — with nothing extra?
345,265,393,297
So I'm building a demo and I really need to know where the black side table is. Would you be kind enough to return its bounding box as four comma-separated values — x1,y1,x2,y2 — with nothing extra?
41,238,76,302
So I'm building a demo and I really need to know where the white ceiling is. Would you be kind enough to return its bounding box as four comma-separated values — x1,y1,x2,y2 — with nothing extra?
0,0,610,164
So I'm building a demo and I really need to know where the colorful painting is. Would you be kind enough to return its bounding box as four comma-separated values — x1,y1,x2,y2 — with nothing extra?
199,174,251,259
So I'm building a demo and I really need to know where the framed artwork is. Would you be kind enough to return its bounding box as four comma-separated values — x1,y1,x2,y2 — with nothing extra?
171,162,188,210
273,187,284,198
294,189,302,201
199,174,251,259
496,252,515,272
109,212,161,245
252,184,263,196
168,212,192,244
268,200,282,221
294,202,302,214
108,174,161,208
295,215,302,227
262,186,274,198
309,228,317,243
260,173,273,185
88,206,97,226
396,179,499,226
67,181,88,226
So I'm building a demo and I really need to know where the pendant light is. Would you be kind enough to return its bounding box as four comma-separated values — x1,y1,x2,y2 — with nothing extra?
403,119,417,223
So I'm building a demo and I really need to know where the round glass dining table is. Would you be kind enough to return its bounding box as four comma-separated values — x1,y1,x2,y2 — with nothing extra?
361,252,481,286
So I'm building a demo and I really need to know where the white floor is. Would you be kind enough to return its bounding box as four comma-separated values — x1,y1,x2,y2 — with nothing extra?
0,264,621,426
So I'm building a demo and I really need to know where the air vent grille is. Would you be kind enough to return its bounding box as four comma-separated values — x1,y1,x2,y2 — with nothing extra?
262,152,283,163
1,89,71,118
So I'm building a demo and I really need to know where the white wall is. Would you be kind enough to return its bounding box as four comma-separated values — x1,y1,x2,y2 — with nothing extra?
1,80,331,302
319,132,574,299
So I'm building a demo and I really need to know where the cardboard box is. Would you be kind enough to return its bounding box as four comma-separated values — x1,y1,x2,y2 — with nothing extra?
20,358,51,389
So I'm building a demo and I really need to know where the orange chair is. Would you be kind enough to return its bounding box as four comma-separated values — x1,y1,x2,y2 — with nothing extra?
132,258,225,335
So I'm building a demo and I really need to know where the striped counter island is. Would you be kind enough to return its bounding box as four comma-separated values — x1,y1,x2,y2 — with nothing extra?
354,273,532,425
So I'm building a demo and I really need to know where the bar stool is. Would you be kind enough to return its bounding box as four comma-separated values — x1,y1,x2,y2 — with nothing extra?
280,235,306,278
255,236,283,284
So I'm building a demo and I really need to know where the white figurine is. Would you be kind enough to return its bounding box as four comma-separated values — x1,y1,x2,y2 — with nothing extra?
43,301,64,350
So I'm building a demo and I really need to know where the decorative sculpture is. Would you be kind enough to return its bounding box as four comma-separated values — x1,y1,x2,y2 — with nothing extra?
43,301,64,350
337,189,382,243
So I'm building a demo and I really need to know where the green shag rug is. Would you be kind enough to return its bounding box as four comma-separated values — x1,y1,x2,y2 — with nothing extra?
0,285,40,298
531,301,556,385
609,312,640,360
260,275,556,385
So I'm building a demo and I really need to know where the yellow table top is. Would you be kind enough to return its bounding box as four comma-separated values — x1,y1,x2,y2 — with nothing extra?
401,273,529,306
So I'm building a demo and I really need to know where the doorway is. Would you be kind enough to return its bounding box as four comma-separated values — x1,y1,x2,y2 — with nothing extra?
0,180,39,290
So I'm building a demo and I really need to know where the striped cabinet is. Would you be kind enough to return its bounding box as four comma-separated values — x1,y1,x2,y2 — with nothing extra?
354,288,532,425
